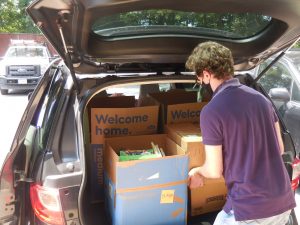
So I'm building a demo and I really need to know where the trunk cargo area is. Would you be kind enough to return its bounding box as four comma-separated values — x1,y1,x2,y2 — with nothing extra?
81,85,226,225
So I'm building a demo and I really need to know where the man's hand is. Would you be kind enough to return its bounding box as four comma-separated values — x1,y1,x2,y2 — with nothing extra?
188,167,204,188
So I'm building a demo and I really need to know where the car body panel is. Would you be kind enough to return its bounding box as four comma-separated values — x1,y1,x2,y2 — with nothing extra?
27,0,300,73
0,58,63,225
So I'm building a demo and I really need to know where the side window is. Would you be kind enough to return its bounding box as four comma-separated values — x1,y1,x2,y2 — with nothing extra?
37,68,66,147
258,61,293,94
258,59,300,154
258,61,293,113
291,82,300,102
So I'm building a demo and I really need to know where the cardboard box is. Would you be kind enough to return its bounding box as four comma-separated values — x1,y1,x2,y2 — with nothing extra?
149,91,207,131
164,123,205,169
189,178,227,216
165,123,227,216
90,143,104,202
90,96,159,144
87,96,159,202
104,134,189,225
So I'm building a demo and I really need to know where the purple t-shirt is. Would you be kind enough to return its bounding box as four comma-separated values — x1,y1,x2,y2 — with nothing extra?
200,78,296,221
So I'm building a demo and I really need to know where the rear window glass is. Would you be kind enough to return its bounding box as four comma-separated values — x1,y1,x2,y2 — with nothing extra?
106,84,172,98
92,10,271,39
6,47,46,57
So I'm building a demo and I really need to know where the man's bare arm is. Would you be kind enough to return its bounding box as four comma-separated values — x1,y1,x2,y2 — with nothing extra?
275,121,284,155
189,145,223,179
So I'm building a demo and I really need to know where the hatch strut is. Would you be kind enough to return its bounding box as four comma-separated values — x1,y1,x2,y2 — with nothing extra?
57,14,80,93
253,37,300,84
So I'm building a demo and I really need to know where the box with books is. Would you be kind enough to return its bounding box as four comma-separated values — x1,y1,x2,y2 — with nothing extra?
119,142,165,161
104,134,188,225
86,95,159,202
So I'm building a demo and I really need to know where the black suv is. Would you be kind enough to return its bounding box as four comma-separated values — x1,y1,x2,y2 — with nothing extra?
1,0,300,225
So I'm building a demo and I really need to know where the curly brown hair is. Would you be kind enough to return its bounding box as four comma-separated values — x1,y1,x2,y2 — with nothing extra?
185,41,234,80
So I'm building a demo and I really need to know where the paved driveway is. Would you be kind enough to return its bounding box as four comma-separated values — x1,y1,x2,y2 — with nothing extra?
0,91,28,166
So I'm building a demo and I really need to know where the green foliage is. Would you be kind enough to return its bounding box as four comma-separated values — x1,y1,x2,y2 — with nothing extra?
93,10,271,38
0,0,40,33
0,1,22,33
18,0,40,33
293,41,300,48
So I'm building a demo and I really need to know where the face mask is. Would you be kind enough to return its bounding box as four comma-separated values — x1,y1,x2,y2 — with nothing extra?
200,83,213,102
193,82,213,102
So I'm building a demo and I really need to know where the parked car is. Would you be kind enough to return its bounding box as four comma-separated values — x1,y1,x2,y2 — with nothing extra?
0,0,300,225
251,50,300,160
0,40,53,95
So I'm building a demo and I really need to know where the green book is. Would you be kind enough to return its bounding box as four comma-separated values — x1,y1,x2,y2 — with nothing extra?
119,148,162,161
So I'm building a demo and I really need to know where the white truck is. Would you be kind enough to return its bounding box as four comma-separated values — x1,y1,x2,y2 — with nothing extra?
0,40,53,95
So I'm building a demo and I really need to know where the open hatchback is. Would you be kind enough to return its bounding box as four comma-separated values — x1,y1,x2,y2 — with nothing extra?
1,0,300,224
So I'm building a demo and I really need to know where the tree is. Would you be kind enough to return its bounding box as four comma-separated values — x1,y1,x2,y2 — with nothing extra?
0,0,39,33
93,10,270,39
294,42,300,48
18,0,40,33
0,1,22,33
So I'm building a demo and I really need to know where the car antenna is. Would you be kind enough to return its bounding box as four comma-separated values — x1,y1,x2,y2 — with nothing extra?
57,10,80,93
253,37,300,84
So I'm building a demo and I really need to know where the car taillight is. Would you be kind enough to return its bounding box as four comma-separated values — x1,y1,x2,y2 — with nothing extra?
30,183,65,225
291,157,300,191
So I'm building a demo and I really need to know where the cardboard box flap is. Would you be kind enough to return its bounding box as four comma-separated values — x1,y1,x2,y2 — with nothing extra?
88,95,137,143
166,102,207,124
105,134,185,157
149,91,207,125
91,105,159,144
165,123,202,145
165,123,205,169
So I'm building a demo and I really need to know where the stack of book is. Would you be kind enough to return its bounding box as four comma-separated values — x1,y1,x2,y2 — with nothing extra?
119,142,165,161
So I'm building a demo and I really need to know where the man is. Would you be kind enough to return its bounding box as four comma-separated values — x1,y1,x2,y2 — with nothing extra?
185,41,296,225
